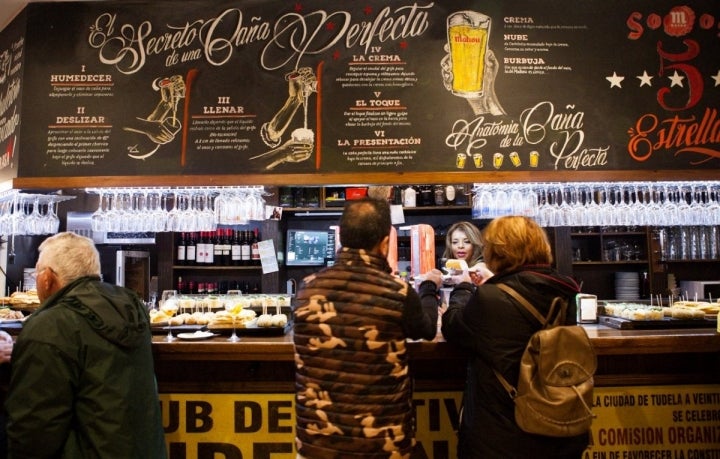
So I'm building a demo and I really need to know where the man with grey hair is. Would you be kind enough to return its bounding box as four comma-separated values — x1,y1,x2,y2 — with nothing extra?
5,232,167,458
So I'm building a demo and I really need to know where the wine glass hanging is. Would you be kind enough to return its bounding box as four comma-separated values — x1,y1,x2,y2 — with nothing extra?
471,180,720,227
86,186,268,233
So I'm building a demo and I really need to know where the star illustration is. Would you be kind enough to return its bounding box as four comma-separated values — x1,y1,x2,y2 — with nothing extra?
636,71,653,87
668,71,684,87
606,72,624,88
712,70,720,87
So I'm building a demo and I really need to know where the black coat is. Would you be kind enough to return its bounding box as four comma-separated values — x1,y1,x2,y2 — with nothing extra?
441,265,590,459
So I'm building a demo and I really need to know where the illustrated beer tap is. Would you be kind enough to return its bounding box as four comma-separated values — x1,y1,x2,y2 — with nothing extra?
253,67,317,170
124,74,186,160
260,67,317,149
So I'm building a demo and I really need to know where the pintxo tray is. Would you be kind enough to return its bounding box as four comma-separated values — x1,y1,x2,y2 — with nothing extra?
208,321,292,336
598,315,716,330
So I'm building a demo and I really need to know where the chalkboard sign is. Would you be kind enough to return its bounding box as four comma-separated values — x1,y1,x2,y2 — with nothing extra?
2,0,718,179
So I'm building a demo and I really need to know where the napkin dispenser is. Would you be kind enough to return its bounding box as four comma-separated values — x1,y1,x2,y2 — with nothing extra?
576,294,598,323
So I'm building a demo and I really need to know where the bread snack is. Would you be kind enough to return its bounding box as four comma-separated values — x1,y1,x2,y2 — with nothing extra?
602,303,663,320
208,309,257,329
670,306,710,320
257,313,273,327
149,309,170,324
0,308,25,320
272,313,288,327
445,259,469,272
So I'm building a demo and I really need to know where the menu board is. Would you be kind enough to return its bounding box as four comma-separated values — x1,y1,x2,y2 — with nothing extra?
0,8,24,184
5,0,720,179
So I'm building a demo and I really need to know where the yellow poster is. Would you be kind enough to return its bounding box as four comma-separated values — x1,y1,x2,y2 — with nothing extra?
160,385,720,459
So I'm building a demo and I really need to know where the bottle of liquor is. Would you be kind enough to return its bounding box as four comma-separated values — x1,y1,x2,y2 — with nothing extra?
240,230,251,266
186,232,197,265
205,230,215,265
213,229,223,266
176,276,185,294
176,232,187,265
197,282,206,295
243,281,251,294
252,282,260,294
251,228,261,265
230,230,242,266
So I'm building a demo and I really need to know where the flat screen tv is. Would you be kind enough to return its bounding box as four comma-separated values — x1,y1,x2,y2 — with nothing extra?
286,229,336,266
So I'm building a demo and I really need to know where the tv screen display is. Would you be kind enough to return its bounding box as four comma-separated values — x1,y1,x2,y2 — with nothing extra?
286,230,335,266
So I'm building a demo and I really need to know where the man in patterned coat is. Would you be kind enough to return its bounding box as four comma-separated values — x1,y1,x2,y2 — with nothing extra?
294,198,441,459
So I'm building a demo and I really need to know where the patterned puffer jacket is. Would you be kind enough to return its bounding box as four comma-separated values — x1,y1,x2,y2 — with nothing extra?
293,246,438,459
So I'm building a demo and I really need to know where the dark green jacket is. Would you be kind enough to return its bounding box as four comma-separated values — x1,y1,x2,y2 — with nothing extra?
5,276,167,459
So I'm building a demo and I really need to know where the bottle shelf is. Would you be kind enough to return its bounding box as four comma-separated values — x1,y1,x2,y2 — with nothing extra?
172,265,262,270
572,260,649,266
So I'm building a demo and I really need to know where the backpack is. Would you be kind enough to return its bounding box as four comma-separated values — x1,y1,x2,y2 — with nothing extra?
494,283,597,437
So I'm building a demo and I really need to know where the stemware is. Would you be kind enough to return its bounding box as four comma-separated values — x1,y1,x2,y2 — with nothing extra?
224,298,243,342
25,198,43,235
160,293,179,342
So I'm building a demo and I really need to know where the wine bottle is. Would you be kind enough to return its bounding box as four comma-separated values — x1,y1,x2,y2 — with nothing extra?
205,230,215,265
240,230,251,266
231,230,241,266
213,229,222,266
176,232,187,265
221,229,232,266
196,231,206,265
251,228,260,265
186,232,197,265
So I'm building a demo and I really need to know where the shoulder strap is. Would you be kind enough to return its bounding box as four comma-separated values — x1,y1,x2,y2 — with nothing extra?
496,283,567,329
497,283,546,325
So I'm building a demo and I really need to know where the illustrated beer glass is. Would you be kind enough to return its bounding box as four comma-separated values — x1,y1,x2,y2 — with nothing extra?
529,150,540,168
447,11,491,98
493,152,504,169
509,151,521,167
473,153,483,168
456,153,467,169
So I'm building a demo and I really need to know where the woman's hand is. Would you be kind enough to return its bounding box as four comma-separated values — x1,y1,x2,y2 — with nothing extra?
469,262,494,285
0,330,13,363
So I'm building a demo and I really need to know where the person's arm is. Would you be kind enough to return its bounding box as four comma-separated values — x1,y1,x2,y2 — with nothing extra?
402,280,439,340
440,282,479,349
6,340,76,457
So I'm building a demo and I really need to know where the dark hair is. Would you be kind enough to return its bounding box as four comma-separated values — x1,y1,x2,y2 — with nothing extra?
339,199,391,250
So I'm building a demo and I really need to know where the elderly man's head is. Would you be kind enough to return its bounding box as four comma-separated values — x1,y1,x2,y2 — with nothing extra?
35,232,101,301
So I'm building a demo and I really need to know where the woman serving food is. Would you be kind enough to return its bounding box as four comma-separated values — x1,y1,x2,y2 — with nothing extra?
442,221,493,285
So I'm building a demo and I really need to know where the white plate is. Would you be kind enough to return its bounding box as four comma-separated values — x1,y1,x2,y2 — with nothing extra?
177,331,216,341
0,318,23,324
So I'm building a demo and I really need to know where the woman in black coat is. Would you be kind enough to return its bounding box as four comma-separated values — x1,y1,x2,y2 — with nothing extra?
441,216,590,459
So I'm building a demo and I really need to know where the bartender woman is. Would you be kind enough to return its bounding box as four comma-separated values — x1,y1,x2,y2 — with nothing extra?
443,221,493,285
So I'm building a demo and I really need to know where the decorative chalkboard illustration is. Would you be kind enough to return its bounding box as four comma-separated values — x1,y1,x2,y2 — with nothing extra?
252,67,316,170
0,50,10,85
124,74,186,160
441,11,505,117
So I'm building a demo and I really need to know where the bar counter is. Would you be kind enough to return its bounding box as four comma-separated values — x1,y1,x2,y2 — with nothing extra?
152,324,720,393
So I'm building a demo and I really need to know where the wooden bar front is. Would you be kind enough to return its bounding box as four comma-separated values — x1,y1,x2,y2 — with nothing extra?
152,325,720,394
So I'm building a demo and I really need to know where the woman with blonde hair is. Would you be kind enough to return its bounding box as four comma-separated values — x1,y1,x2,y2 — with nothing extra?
441,216,588,458
442,221,493,285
